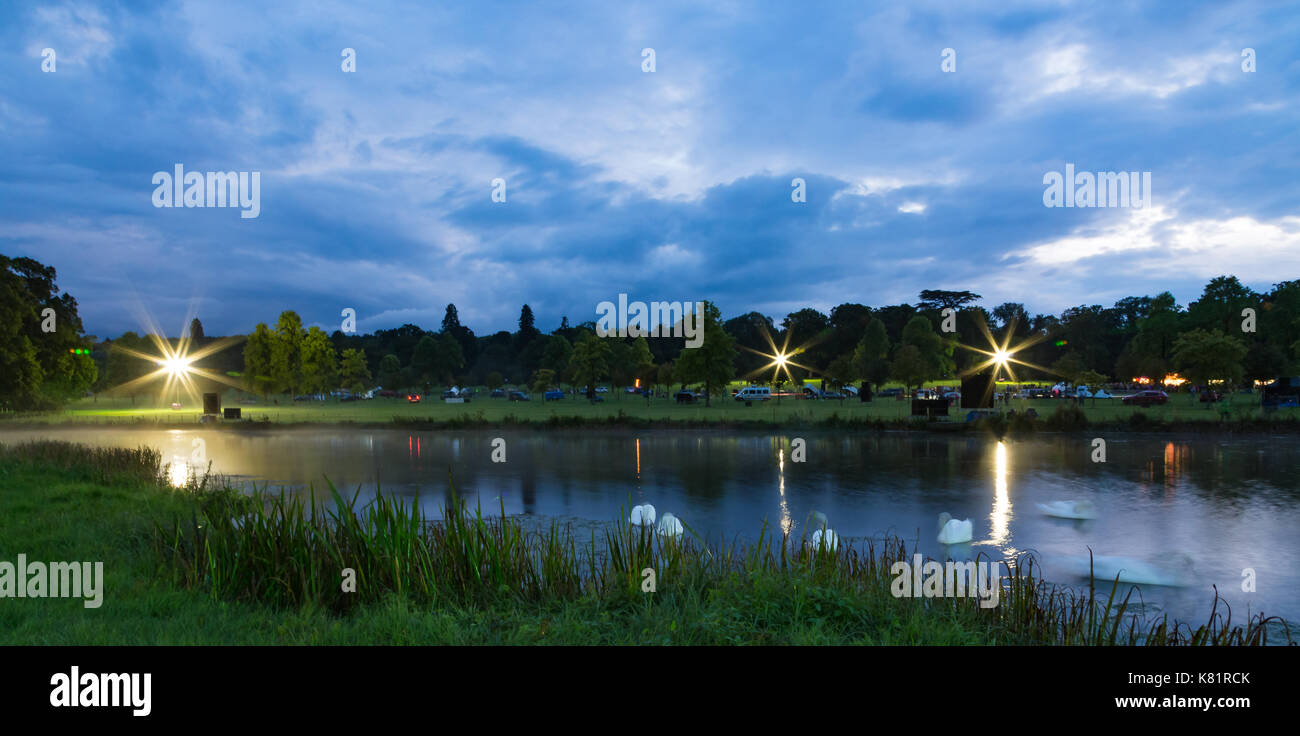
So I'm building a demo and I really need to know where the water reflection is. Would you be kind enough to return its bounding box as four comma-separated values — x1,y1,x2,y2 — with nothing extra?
777,446,792,536
166,458,189,488
6,426,1299,626
988,441,1014,554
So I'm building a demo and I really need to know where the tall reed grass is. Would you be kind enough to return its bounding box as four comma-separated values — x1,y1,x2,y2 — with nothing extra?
153,476,1292,645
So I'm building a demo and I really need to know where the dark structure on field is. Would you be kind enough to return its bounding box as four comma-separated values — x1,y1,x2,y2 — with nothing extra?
911,398,948,418
961,370,995,409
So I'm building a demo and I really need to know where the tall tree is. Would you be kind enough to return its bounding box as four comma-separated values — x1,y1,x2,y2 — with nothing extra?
339,348,371,393
675,301,737,406
0,254,95,409
1171,329,1248,391
890,345,929,392
568,333,611,398
852,318,891,391
377,353,403,390
917,290,982,311
434,333,465,385
411,336,438,393
901,315,953,381
242,323,274,398
270,311,305,396
300,326,338,394
1186,276,1258,335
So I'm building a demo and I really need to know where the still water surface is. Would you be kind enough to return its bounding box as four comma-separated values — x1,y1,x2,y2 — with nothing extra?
8,427,1298,629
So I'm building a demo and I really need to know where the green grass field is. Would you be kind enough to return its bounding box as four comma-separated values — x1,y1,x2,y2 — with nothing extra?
10,389,1293,427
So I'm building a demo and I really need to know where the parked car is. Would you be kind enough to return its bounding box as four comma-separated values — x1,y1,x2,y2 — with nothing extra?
878,388,904,398
406,393,421,403
674,390,700,404
508,390,530,401
822,390,845,400
490,388,505,398
914,388,940,400
802,386,823,400
340,393,362,402
544,389,564,401
1122,390,1169,407
378,390,401,398
943,391,961,402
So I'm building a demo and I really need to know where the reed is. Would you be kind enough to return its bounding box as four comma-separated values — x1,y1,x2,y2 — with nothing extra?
152,476,1292,645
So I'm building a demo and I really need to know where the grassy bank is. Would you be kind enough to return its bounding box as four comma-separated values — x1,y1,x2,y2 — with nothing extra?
5,392,1300,434
2,441,1291,645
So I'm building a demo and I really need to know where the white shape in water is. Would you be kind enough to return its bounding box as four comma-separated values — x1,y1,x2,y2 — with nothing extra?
809,528,838,552
1037,499,1097,520
1063,554,1194,587
630,504,656,526
657,512,683,538
937,512,973,544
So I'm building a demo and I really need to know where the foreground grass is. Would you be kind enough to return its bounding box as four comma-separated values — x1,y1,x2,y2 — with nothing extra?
1,441,1291,645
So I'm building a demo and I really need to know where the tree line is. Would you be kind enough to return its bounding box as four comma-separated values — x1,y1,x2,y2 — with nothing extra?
4,252,1296,409
249,276,1300,401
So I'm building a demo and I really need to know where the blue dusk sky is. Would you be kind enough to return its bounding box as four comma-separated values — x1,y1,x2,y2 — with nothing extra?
2,0,1298,338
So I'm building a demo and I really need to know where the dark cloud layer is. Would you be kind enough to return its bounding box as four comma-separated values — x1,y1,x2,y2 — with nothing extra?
1,0,1297,338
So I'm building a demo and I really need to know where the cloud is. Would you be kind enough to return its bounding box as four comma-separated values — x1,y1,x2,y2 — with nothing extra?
0,0,1295,338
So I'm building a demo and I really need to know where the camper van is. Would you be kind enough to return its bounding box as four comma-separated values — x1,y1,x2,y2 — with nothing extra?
734,386,771,402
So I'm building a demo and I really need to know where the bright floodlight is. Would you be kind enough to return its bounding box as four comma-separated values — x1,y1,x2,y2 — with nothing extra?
159,356,193,376
774,353,789,367
993,349,1010,365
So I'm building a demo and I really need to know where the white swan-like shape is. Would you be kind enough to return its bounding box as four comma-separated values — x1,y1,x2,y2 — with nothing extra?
803,510,836,552
1037,500,1097,520
657,512,683,538
809,528,838,552
1062,554,1194,587
629,504,656,527
937,512,973,544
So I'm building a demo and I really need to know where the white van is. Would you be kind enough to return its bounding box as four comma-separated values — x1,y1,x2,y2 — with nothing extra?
734,386,771,402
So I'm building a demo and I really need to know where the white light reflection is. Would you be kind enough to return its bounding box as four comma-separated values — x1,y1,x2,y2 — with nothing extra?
989,441,1015,554
167,458,189,488
777,445,792,536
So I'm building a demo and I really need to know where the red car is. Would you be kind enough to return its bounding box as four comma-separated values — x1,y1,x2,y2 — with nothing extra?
1122,390,1168,407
